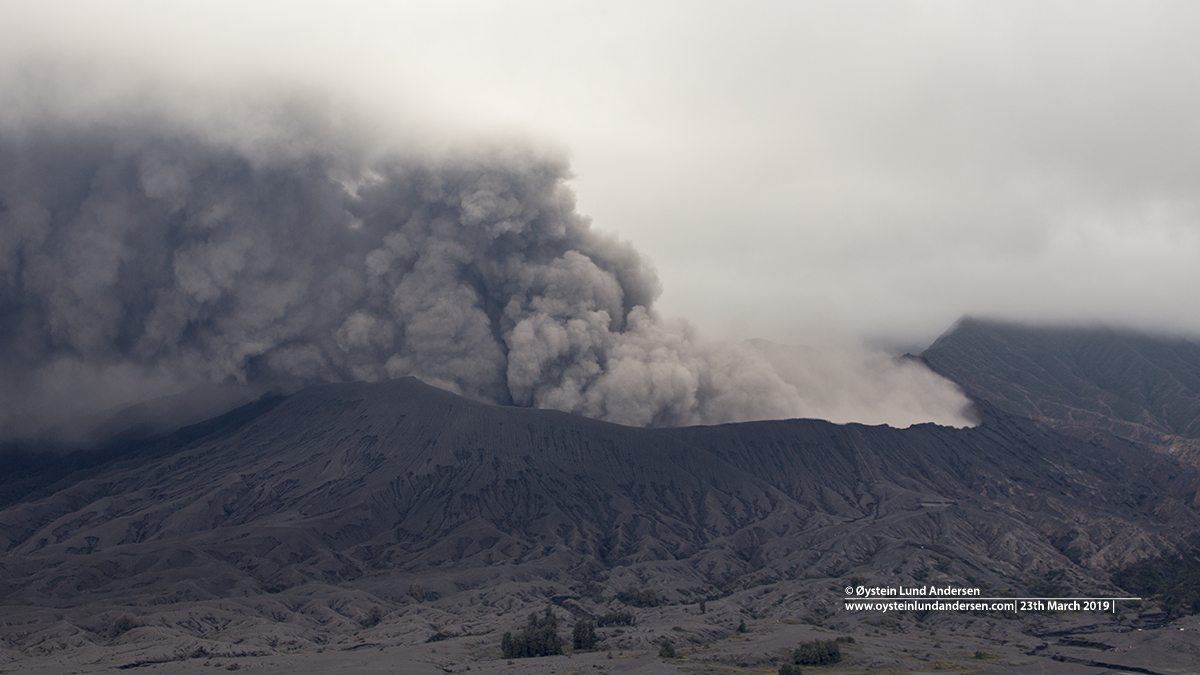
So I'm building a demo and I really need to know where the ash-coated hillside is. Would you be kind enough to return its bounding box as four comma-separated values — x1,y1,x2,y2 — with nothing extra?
2,351,1200,673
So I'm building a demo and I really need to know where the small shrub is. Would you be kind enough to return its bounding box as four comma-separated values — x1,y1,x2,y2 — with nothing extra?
596,611,636,627
974,650,992,659
658,638,676,658
361,605,384,628
616,586,658,608
109,614,140,638
779,664,803,675
736,618,747,633
791,639,842,666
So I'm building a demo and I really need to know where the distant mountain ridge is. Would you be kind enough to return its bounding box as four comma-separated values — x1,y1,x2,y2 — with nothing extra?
921,318,1200,463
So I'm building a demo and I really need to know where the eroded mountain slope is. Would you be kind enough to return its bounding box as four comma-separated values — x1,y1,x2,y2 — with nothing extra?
921,318,1200,465
1,376,1196,618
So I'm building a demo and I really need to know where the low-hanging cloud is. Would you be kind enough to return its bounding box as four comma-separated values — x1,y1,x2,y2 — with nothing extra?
0,88,974,442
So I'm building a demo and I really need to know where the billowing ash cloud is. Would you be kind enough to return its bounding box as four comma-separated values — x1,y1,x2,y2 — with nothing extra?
0,105,974,441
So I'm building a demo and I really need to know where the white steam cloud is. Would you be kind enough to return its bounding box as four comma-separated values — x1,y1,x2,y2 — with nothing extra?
0,87,974,441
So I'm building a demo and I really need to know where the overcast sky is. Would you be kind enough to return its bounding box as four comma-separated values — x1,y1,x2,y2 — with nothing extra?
4,1,1200,350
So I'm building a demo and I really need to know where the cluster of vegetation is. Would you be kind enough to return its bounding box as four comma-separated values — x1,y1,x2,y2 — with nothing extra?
1113,545,1200,617
360,605,384,628
616,586,658,607
108,614,141,638
658,638,676,658
595,611,636,627
500,608,563,659
786,637,850,666
572,619,597,651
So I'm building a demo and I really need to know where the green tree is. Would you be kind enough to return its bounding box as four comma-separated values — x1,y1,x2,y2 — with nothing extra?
791,639,841,666
572,618,597,651
658,638,676,658
500,607,563,659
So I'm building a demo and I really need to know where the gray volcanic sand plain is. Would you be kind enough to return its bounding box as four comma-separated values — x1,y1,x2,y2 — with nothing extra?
2,580,1197,675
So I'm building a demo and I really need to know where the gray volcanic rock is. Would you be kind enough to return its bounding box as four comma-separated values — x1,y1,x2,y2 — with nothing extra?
1,376,1199,672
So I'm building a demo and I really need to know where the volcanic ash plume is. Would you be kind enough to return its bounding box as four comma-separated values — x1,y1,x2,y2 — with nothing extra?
0,114,974,441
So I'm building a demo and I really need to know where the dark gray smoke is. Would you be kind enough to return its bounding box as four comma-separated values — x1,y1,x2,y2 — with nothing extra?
0,100,974,441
